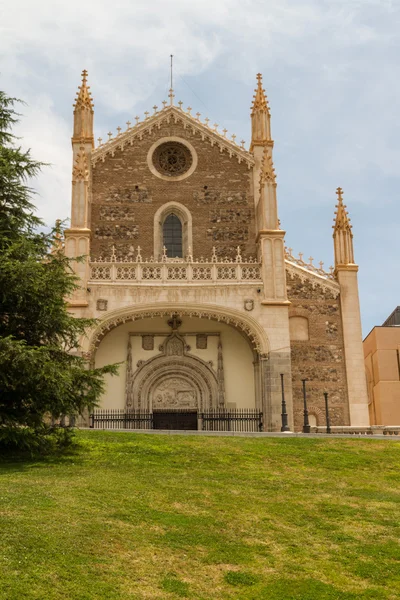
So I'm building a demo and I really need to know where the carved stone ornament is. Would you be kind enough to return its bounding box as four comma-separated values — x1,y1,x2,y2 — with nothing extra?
142,335,154,351
96,299,108,311
244,299,254,311
125,318,225,411
196,334,208,349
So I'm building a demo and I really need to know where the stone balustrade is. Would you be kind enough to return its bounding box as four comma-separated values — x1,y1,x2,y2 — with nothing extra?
89,256,262,284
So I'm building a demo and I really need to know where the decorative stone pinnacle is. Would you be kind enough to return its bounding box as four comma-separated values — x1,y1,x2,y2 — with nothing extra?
73,69,94,111
336,186,343,200
97,137,102,146
187,106,192,115
214,123,219,131
168,88,175,106
223,128,228,137
251,72,268,114
116,126,121,135
107,131,112,140
135,116,140,124
178,100,183,109
196,112,201,120
126,121,131,129
240,140,245,148
144,111,149,119
162,100,168,108
153,105,158,113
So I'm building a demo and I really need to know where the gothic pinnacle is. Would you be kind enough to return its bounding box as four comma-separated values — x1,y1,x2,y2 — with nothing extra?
73,69,94,112
333,187,352,233
251,73,269,115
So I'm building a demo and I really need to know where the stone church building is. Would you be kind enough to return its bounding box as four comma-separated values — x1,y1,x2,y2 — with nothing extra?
65,70,369,431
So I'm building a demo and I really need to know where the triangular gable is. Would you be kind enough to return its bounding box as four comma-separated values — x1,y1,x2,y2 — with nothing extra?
91,105,254,168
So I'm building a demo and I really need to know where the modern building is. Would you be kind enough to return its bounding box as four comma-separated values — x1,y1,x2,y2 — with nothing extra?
64,70,369,431
364,307,400,425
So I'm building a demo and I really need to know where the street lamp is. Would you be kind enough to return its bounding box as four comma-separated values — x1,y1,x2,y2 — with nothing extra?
324,392,331,434
280,373,290,432
302,379,311,434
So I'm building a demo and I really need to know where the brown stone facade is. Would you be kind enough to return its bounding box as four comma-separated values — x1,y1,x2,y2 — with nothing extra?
287,271,350,430
90,121,256,260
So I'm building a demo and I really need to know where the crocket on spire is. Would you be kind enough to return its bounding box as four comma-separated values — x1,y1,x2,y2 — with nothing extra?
72,69,94,145
333,187,355,267
250,73,272,150
73,69,94,112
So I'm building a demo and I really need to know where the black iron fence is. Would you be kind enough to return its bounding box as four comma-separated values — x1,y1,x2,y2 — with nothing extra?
89,408,263,432
90,409,153,430
201,409,263,432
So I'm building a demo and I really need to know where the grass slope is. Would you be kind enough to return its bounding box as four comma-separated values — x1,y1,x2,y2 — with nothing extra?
1,431,400,599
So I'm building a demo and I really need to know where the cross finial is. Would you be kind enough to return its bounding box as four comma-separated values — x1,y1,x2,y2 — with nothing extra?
168,88,175,106
81,69,88,83
135,116,140,124
162,100,168,108
187,106,192,115
126,121,131,129
153,105,158,113
196,112,201,120
107,131,112,140
223,128,228,137
178,100,183,109
336,187,343,200
144,111,149,119
116,126,121,135
97,137,102,146
256,72,262,82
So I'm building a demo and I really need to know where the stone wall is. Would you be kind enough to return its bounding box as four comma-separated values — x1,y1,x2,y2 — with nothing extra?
287,271,350,430
90,121,256,260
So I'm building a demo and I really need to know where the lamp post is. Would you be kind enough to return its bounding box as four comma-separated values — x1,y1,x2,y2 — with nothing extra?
302,379,311,434
280,373,290,432
324,392,331,434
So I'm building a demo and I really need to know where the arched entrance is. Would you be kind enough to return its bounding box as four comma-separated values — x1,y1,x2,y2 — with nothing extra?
87,304,270,429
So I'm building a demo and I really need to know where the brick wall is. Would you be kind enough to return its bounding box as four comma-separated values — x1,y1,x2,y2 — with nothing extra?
90,121,256,260
287,271,350,429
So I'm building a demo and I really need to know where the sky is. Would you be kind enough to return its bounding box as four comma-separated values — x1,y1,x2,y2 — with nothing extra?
2,0,400,336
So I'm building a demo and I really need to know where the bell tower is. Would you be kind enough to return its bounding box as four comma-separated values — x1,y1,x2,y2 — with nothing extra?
64,70,94,307
333,188,369,425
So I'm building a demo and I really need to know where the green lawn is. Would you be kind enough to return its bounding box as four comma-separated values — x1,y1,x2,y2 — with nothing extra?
1,432,400,599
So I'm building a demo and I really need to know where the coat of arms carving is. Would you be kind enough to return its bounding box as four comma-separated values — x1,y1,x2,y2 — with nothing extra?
244,299,254,311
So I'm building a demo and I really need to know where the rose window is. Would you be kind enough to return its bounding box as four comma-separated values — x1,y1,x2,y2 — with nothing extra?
152,142,193,177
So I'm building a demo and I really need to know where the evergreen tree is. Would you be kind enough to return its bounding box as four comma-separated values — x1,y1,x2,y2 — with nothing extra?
0,91,117,452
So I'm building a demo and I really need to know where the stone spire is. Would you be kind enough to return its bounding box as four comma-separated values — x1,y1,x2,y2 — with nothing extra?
72,70,94,145
250,73,272,150
333,187,355,268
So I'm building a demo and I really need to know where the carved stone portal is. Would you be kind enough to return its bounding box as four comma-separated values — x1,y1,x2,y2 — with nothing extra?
125,316,225,411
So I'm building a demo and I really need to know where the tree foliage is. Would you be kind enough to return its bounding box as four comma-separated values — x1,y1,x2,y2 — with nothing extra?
0,91,117,452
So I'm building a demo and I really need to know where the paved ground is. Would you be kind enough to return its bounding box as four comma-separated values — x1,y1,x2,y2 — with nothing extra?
79,428,400,440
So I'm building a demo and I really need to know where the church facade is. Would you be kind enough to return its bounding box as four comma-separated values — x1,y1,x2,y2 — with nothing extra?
64,71,369,431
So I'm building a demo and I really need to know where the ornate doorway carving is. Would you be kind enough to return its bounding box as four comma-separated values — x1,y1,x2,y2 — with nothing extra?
152,376,197,409
125,315,223,411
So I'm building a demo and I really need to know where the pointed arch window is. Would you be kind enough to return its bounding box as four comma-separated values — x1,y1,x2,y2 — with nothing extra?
163,214,183,258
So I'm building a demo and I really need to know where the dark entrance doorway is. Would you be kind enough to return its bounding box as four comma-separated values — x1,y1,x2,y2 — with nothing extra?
153,410,198,430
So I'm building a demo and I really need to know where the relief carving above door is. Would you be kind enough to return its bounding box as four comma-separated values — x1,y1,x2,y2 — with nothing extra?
152,377,197,409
